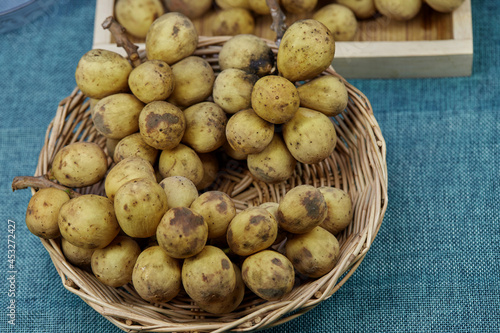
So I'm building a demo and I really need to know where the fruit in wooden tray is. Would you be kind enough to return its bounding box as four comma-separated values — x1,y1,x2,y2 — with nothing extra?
164,0,212,19
281,0,318,14
215,0,251,9
212,7,255,35
51,142,108,188
115,0,165,38
248,0,272,15
374,0,422,21
91,235,142,287
277,19,335,82
146,12,198,65
313,4,358,41
424,0,464,13
336,0,377,19
132,245,182,303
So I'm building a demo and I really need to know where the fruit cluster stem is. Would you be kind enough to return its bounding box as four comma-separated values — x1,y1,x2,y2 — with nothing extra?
267,0,287,46
102,16,142,68
11,175,81,198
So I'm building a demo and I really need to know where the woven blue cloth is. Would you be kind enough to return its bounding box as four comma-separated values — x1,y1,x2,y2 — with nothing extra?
1,1,499,332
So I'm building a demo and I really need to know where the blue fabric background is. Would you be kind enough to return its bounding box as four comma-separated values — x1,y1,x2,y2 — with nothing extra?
1,1,498,332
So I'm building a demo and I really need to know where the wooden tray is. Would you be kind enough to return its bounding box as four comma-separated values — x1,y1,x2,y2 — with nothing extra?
92,0,473,79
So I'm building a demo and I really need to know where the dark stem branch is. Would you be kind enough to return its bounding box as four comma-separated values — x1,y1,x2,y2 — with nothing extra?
12,175,81,198
102,16,142,67
267,0,287,46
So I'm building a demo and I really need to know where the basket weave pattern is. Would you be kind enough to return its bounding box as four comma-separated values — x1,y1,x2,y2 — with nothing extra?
33,36,388,332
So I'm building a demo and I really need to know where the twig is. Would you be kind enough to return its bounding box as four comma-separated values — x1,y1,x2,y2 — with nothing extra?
12,175,81,198
266,0,287,46
102,16,142,67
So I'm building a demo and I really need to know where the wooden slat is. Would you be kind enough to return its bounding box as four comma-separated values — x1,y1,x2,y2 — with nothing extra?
92,0,473,78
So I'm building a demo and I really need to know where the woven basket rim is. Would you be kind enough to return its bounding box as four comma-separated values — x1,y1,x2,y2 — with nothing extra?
31,35,388,332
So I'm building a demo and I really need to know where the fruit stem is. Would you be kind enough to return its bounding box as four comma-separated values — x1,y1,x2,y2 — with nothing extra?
267,0,287,46
102,16,142,68
11,175,81,198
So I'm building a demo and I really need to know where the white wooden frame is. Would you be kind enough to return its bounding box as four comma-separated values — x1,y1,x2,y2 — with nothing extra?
92,0,473,79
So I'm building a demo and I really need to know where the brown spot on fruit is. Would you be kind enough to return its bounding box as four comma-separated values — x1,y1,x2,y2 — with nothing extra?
249,215,265,225
271,258,282,266
301,192,323,219
302,247,313,258
221,259,230,270
169,207,204,236
145,112,179,132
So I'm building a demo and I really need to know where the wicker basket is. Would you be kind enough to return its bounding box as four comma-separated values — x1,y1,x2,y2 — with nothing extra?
32,36,387,332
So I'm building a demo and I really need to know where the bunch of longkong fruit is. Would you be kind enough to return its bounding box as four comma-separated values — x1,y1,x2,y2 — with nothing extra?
19,7,361,314
115,0,466,42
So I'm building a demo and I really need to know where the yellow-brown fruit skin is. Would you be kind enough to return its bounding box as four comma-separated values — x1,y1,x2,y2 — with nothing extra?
58,195,121,250
242,250,295,301
277,19,335,82
115,0,165,38
25,188,70,239
145,12,198,65
277,185,328,234
374,0,422,21
91,236,142,287
75,49,132,99
132,246,182,303
156,207,208,259
114,178,169,238
282,107,337,165
285,226,340,278
138,101,186,150
319,187,354,234
51,142,108,188
424,0,465,13
297,75,348,117
190,191,236,239
251,76,300,124
181,246,236,304
226,207,278,256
